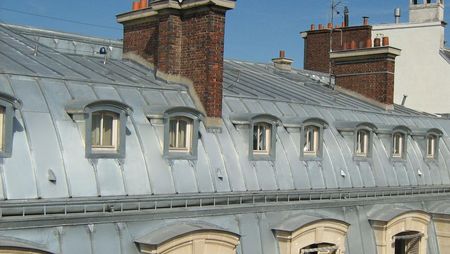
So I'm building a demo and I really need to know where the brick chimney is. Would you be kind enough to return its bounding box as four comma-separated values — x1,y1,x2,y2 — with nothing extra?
117,0,236,126
330,41,401,109
301,17,372,73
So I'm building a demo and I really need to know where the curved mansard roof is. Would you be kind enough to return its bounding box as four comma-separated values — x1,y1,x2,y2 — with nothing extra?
0,23,450,200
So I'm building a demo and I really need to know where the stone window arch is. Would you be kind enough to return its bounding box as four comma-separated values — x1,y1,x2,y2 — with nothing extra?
371,212,430,254
135,223,240,254
273,219,349,254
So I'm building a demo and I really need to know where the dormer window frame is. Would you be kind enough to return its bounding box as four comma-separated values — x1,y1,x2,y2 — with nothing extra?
353,123,377,160
300,118,328,161
248,114,279,161
424,128,442,161
65,100,133,159
0,92,21,158
391,126,410,161
162,107,203,160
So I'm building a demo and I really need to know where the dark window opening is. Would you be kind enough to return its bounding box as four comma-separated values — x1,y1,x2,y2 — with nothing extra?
394,231,421,254
300,243,338,254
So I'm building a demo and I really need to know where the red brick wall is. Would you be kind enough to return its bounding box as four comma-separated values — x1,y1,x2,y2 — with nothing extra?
333,57,396,105
304,26,372,73
122,8,227,118
123,20,159,65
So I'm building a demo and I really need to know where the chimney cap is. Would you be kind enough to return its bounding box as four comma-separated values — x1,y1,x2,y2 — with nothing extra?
272,50,293,71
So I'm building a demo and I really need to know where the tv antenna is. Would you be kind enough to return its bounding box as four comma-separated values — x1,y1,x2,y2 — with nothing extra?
328,0,345,89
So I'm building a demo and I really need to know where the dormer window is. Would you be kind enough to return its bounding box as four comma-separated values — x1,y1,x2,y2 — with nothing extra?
335,121,376,160
145,106,203,160
424,129,442,161
0,92,21,158
91,111,119,151
299,118,327,160
392,132,405,158
65,100,133,158
169,117,193,153
391,125,412,161
356,129,369,157
253,122,271,155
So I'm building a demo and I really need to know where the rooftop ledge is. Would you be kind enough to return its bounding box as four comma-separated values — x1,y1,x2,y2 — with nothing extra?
117,0,236,24
330,46,401,60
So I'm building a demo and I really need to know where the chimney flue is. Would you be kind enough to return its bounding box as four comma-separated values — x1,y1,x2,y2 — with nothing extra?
272,50,293,71
394,8,401,24
363,16,369,26
344,6,349,27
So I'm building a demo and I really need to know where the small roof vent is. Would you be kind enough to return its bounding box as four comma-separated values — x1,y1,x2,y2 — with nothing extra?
272,50,293,71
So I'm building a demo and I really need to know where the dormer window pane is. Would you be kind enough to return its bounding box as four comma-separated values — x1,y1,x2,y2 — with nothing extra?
393,133,404,157
253,123,270,154
356,130,369,156
304,126,319,155
0,107,4,151
427,135,436,158
91,112,118,150
169,117,192,151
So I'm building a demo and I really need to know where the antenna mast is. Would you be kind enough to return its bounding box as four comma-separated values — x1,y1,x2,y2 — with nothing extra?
328,0,342,89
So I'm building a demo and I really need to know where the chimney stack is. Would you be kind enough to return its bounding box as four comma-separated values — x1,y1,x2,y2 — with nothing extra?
272,50,293,71
117,0,236,126
330,42,401,109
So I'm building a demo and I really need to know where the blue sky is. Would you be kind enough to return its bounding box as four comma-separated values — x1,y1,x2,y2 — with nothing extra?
0,0,448,67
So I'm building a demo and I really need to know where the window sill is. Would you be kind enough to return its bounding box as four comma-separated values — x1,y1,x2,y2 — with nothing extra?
165,152,197,160
87,150,123,159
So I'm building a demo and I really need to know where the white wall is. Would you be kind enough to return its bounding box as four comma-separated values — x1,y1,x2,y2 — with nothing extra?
372,22,450,114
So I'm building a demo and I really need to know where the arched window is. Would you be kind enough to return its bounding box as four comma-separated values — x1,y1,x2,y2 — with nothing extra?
391,126,410,161
248,114,279,161
424,128,442,160
300,118,328,160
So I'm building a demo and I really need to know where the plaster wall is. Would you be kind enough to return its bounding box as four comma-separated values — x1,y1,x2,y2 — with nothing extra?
372,22,450,114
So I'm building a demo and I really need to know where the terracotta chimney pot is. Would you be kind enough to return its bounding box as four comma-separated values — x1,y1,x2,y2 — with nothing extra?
374,38,381,47
363,16,369,25
382,36,390,46
310,24,315,31
132,1,140,10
